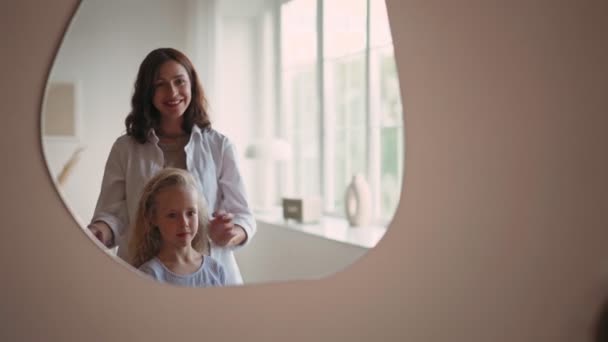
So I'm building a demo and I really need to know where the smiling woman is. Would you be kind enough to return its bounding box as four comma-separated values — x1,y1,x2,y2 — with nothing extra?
40,0,405,285
83,46,255,286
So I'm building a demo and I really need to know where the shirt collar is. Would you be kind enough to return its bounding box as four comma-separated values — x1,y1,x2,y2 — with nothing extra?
148,128,159,144
147,124,203,143
191,124,203,139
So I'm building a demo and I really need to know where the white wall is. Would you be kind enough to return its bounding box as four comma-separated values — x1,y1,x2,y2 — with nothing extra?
42,0,288,224
43,0,192,224
199,0,276,209
42,0,273,225
213,15,256,195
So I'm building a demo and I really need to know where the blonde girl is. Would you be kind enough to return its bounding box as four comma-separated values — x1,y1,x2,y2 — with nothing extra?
129,168,225,287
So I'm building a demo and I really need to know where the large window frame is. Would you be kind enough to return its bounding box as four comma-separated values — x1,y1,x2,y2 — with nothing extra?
266,0,403,225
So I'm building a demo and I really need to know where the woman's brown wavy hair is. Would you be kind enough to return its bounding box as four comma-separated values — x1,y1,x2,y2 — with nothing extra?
125,48,211,143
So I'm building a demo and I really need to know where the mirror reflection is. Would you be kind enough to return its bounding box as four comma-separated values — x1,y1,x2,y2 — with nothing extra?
41,0,404,286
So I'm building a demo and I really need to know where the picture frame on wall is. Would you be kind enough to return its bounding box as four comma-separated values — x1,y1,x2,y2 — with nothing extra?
41,81,82,142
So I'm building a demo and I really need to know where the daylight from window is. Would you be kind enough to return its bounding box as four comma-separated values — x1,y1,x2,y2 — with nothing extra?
276,0,403,223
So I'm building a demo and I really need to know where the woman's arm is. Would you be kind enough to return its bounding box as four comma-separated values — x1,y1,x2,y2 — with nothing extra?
88,138,129,248
211,138,256,248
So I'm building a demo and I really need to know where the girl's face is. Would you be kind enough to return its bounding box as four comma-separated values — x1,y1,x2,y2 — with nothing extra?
151,185,199,249
152,60,192,122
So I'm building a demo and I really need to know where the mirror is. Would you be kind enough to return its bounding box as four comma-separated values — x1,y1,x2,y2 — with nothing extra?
41,0,404,285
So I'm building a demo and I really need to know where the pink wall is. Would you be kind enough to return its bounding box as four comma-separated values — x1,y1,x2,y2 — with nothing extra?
1,0,607,341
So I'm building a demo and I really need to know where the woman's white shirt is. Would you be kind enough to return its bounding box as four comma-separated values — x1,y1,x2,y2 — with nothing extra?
91,125,256,285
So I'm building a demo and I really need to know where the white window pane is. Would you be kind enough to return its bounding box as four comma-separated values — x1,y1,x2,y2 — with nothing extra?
281,0,317,69
376,47,402,126
323,0,367,59
280,0,320,199
325,53,366,127
370,0,392,48
325,51,367,214
277,0,404,223
282,67,321,197
371,46,404,222
380,126,403,219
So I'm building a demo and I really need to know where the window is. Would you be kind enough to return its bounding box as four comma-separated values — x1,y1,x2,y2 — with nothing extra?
280,0,320,198
267,0,403,224
323,0,368,215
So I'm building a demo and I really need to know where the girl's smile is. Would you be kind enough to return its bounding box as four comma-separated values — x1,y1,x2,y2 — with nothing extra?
176,231,192,239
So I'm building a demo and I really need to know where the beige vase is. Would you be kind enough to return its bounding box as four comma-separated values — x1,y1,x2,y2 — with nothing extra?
344,174,371,227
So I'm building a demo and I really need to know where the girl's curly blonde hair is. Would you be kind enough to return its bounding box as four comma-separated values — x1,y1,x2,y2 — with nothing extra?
128,168,209,268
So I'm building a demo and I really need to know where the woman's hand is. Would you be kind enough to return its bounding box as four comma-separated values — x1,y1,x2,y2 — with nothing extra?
88,221,115,248
209,211,247,247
